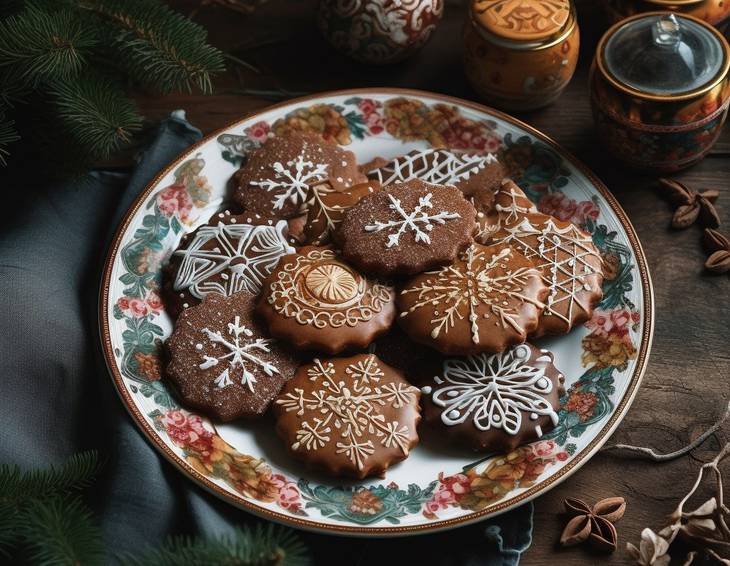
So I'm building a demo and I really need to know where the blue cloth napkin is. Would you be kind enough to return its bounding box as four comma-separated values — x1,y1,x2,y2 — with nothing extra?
0,111,533,565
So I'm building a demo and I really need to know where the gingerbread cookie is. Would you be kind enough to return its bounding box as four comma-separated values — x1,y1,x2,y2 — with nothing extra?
474,180,537,244
166,292,297,421
257,246,395,354
163,210,295,318
303,181,379,245
487,183,604,335
367,148,504,214
398,243,547,355
233,132,366,220
337,179,477,277
419,343,564,453
273,353,421,478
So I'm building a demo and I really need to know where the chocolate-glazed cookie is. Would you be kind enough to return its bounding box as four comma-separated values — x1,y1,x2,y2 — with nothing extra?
163,210,294,318
273,353,421,478
257,246,395,354
474,180,537,244
367,148,504,214
398,243,548,355
419,343,564,453
337,179,477,277
233,132,366,220
166,292,297,421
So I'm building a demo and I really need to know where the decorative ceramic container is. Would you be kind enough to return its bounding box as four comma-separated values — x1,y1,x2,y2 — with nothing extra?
317,0,444,65
590,12,730,172
603,0,730,28
464,0,580,111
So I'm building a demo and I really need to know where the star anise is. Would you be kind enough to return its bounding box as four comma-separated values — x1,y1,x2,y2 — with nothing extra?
658,178,720,229
560,497,627,553
703,228,730,274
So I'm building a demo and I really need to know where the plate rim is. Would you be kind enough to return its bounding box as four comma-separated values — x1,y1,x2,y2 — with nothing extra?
99,87,655,537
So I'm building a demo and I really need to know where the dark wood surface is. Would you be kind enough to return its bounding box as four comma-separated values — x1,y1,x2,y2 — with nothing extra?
137,1,730,563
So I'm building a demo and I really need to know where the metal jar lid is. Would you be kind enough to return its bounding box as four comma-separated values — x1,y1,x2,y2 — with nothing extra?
596,12,730,100
470,0,576,50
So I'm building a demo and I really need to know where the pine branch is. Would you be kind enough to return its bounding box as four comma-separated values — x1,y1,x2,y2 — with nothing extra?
51,76,143,161
121,524,311,566
78,0,225,94
20,495,104,566
0,2,97,88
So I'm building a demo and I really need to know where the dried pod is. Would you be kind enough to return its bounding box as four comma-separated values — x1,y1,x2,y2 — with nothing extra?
658,178,694,206
588,516,618,552
565,498,592,516
672,203,700,229
698,197,721,229
706,250,730,274
700,189,720,203
560,515,592,547
703,229,730,253
593,496,627,523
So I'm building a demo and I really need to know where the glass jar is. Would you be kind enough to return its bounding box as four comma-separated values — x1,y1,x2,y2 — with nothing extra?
603,0,730,28
464,0,580,111
590,12,730,171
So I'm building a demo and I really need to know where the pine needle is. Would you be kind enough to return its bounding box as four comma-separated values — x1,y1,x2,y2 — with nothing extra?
0,114,19,165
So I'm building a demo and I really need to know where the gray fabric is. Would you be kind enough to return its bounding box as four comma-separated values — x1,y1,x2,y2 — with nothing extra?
0,112,533,565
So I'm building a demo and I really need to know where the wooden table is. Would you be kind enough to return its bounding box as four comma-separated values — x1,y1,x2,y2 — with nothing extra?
137,1,730,563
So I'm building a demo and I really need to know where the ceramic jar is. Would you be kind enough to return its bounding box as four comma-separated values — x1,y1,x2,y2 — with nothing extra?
603,0,730,27
590,12,730,172
463,0,580,111
317,0,444,65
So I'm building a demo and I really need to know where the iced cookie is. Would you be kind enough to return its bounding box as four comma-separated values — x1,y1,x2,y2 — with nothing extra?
367,148,504,214
233,132,366,220
166,292,297,421
163,210,294,318
273,353,421,478
474,180,537,244
398,243,547,355
337,179,477,277
257,246,395,354
419,343,564,453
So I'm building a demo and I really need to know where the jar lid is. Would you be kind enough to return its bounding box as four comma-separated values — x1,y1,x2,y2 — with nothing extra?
603,13,726,96
471,0,572,43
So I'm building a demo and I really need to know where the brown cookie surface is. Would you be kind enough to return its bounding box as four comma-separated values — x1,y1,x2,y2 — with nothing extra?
257,246,395,353
233,132,365,220
474,180,537,244
337,179,477,277
273,353,421,478
486,183,604,335
398,243,547,355
166,292,297,421
163,210,294,318
419,343,564,453
367,148,504,214
303,181,380,245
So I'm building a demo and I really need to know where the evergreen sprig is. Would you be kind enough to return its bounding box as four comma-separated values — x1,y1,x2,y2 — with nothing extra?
0,111,20,166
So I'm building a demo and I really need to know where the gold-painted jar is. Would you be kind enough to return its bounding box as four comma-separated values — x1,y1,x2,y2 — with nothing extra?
603,0,730,27
464,0,580,111
590,13,730,172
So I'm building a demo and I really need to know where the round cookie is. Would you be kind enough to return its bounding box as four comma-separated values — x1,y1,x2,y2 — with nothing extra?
474,180,537,244
163,210,294,318
337,179,477,277
398,243,548,355
166,291,298,421
419,343,564,453
273,353,421,478
303,180,380,245
367,148,504,214
486,182,604,335
257,246,396,354
233,132,366,220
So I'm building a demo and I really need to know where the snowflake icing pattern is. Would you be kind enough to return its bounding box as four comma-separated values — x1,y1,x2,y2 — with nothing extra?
173,221,293,299
430,345,558,437
199,315,279,392
275,356,418,471
372,149,498,187
400,245,543,344
250,153,329,210
365,192,461,248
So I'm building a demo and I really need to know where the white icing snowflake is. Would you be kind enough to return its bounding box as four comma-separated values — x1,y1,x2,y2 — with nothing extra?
371,149,498,187
364,192,461,248
173,220,294,299
429,345,558,437
250,153,328,210
276,356,417,471
199,315,279,392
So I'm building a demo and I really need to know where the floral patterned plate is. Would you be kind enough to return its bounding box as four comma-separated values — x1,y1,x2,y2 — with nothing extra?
100,89,653,536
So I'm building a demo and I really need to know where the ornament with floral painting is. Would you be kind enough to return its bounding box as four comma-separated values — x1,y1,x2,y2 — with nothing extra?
101,90,652,535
